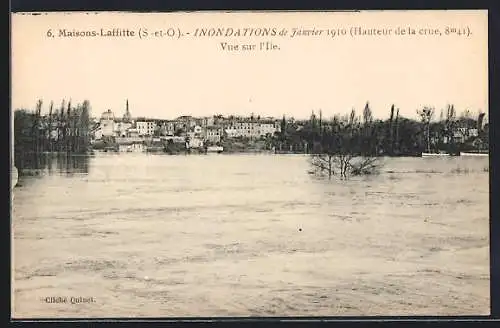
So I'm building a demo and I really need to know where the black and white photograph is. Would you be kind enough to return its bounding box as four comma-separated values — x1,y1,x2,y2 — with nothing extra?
11,10,489,318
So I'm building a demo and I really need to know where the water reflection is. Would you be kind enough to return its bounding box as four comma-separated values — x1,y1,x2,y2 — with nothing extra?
15,153,91,177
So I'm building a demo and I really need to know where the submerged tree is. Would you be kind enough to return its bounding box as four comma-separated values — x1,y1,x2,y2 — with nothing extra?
310,106,382,180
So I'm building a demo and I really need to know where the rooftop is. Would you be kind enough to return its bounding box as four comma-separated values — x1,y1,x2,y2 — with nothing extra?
101,109,115,121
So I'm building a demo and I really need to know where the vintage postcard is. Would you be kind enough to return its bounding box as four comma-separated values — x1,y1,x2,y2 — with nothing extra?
11,10,489,318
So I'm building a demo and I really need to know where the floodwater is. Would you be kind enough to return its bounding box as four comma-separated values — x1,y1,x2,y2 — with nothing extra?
11,153,490,318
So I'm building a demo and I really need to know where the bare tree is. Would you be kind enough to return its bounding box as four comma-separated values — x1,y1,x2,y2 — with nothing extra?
394,108,400,153
66,100,72,152
363,102,373,125
32,99,43,153
445,104,456,133
417,106,434,153
80,100,91,152
58,99,66,151
310,151,336,178
48,101,54,151
348,156,381,176
310,108,382,180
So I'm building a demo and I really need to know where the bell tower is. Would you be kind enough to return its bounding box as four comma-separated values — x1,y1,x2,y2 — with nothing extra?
123,99,132,122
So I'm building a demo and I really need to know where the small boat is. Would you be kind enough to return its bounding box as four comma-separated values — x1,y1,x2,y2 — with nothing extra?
460,151,489,157
11,166,18,189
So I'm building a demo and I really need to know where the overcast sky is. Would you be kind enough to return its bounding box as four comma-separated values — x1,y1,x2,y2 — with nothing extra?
11,10,487,120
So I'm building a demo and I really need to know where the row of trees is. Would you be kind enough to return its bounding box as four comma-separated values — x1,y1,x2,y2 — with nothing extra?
273,102,488,179
13,99,92,158
275,102,488,156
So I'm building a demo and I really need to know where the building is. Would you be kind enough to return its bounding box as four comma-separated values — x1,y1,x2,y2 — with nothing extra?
136,121,157,136
201,116,215,127
453,127,479,143
126,128,139,138
157,121,176,136
100,109,115,137
224,119,279,139
225,121,256,139
193,125,203,136
114,121,133,137
205,126,223,143
260,122,278,136
188,137,204,149
90,124,103,143
274,121,282,133
176,116,197,131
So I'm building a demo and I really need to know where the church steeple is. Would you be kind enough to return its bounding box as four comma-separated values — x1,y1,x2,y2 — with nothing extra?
123,99,132,122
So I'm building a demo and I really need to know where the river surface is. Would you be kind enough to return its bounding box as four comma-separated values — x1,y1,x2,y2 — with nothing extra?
11,153,490,318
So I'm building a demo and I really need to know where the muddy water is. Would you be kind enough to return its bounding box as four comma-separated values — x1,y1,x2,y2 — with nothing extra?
12,154,490,317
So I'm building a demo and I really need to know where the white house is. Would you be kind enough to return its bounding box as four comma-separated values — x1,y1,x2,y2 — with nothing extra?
453,127,479,143
205,126,223,143
127,128,139,138
114,122,133,137
260,122,278,136
224,120,278,139
100,110,115,137
92,128,104,141
188,138,204,149
160,122,176,136
136,121,157,136
201,116,215,127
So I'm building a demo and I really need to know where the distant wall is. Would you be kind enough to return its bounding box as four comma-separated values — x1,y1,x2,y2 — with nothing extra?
114,136,186,144
115,137,144,144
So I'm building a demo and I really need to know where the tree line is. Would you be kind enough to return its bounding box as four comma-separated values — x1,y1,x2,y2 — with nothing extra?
13,99,92,157
13,99,488,161
272,102,488,179
274,102,488,157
